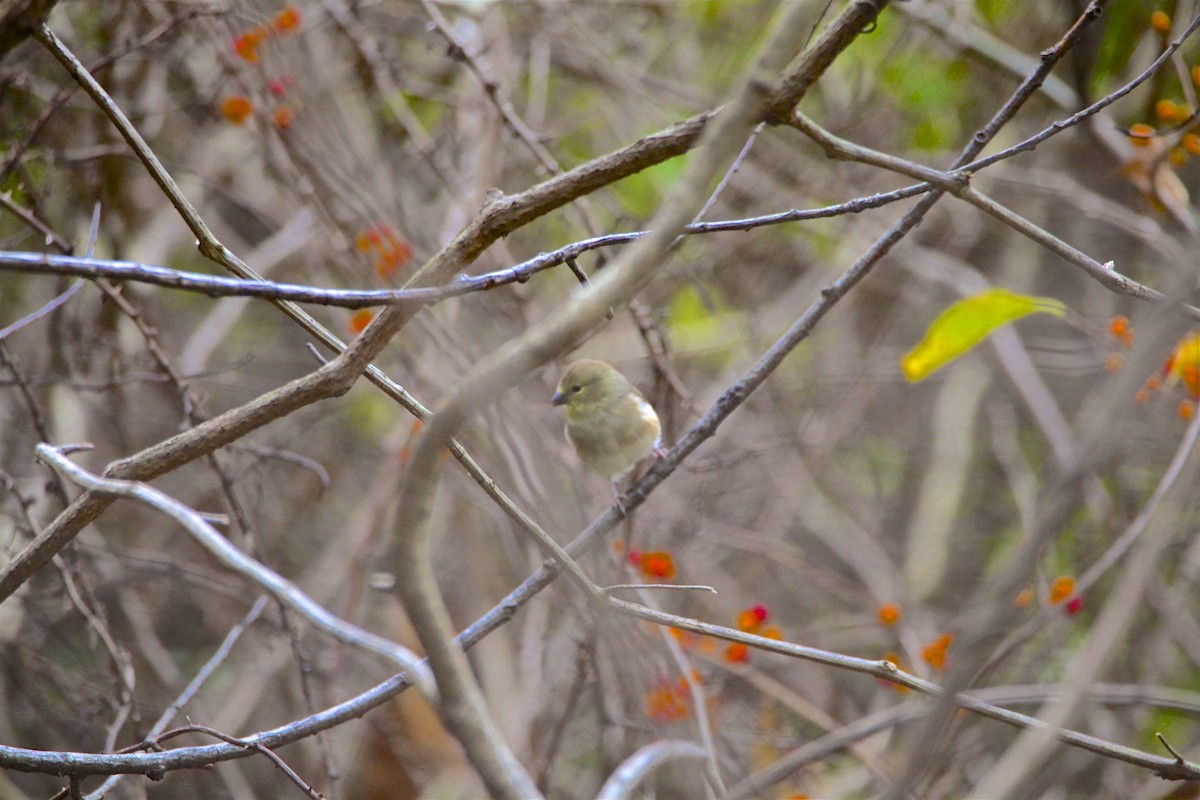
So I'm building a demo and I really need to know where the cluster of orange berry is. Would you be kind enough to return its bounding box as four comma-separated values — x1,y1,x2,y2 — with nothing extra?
645,605,785,723
220,5,303,130
1126,11,1200,158
630,550,676,580
725,604,783,664
1119,8,1200,224
1014,575,1084,615
233,6,301,63
874,601,954,688
644,669,702,724
356,222,414,281
346,222,414,334
662,604,783,670
1116,313,1200,419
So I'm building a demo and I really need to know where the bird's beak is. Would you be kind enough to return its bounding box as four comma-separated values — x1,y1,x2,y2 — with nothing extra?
551,390,566,406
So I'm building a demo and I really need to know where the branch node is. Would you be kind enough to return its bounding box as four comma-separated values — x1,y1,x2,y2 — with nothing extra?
1157,732,1187,765
564,256,589,286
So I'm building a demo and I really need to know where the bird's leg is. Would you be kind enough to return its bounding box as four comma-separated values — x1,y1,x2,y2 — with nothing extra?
610,481,628,516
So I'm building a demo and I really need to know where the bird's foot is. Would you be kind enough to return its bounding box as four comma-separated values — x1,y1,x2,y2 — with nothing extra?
611,484,629,516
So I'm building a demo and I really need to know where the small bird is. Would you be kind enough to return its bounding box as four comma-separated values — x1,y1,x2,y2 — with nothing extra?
551,360,663,495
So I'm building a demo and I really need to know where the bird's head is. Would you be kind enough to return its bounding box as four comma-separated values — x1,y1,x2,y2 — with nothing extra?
551,359,625,413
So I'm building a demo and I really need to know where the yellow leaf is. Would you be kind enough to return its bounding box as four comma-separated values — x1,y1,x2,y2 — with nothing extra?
901,288,1065,382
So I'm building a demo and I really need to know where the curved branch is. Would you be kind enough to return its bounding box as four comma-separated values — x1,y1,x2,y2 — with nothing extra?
34,444,437,701
596,741,711,800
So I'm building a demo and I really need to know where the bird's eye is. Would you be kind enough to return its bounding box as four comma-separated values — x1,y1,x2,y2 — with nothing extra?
571,384,582,393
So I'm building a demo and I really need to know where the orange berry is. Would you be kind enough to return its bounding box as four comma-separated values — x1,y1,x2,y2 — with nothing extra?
349,308,374,334
1147,374,1163,391
1156,99,1181,123
645,681,689,723
1184,364,1200,397
1134,388,1152,405
877,602,901,626
760,625,783,640
921,633,953,671
725,642,750,664
1185,133,1200,157
675,669,702,694
355,227,376,252
1128,123,1156,146
879,652,909,692
1179,400,1196,420
376,239,414,280
1151,10,1171,33
273,5,302,33
272,104,294,130
639,551,676,580
398,418,428,466
220,96,254,124
233,32,262,63
1014,586,1034,609
736,609,762,632
1109,316,1129,338
1193,65,1200,88
669,628,698,651
1048,575,1076,605
735,605,768,632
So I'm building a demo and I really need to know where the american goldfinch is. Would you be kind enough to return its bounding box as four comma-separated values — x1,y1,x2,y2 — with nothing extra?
551,359,663,482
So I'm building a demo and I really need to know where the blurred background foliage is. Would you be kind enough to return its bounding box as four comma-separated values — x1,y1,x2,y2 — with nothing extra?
2,1,1200,798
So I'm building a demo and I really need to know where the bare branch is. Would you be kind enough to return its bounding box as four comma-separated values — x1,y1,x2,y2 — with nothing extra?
596,740,712,800
34,444,437,700
381,3,878,797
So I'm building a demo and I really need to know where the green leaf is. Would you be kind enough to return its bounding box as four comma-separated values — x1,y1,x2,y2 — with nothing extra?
613,155,687,219
901,288,1065,382
666,283,743,368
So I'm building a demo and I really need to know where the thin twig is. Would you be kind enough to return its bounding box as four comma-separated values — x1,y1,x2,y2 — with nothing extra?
34,444,437,701
157,724,321,800
789,112,1194,317
0,280,82,341
85,596,268,800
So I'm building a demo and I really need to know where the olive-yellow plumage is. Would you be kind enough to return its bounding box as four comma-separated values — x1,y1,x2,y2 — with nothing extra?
551,359,662,480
